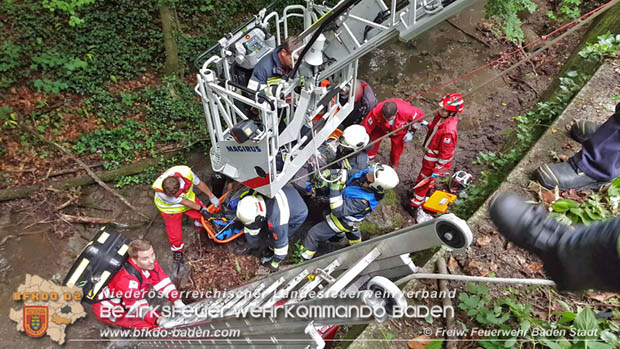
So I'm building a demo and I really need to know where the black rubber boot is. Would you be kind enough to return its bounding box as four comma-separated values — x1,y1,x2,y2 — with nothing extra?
234,245,260,256
173,251,184,264
570,120,602,144
534,161,609,190
489,192,620,292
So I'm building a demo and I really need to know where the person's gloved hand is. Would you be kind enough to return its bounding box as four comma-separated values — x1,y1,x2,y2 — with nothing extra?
329,169,347,191
412,120,429,130
199,206,210,219
403,131,414,143
430,173,440,179
210,196,220,208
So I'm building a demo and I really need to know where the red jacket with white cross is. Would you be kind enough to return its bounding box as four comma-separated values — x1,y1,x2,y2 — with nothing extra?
422,113,458,176
95,259,180,326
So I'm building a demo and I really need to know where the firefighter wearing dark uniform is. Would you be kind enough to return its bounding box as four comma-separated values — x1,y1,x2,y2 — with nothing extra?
247,36,300,94
92,240,185,329
292,125,370,196
535,102,620,190
236,184,308,272
300,164,399,260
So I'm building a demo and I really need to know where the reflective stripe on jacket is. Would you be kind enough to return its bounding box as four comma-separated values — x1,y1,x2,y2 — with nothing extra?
152,166,196,214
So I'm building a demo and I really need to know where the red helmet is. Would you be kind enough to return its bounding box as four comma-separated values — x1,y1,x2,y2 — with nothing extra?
439,93,464,113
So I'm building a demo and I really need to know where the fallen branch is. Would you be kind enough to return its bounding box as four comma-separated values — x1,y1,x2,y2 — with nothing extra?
520,46,539,76
0,153,177,202
75,203,113,212
23,217,53,230
436,257,457,349
35,134,149,220
0,168,35,174
47,162,104,178
447,19,491,48
0,230,48,247
59,213,126,227
139,213,159,239
54,195,79,212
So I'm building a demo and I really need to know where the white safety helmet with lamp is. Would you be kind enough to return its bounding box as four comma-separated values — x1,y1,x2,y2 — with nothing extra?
236,194,267,225
340,125,370,151
369,164,399,193
449,170,473,194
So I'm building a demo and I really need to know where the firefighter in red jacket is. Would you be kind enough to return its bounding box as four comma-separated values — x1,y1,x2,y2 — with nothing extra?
92,240,185,329
361,99,425,172
408,93,464,222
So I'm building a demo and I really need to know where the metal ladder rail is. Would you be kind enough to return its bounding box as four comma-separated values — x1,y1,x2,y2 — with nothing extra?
316,0,476,80
162,287,397,335
222,214,470,298
160,215,471,329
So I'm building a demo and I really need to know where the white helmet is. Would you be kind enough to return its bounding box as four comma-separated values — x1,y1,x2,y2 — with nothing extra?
369,163,399,193
340,125,370,151
236,194,267,225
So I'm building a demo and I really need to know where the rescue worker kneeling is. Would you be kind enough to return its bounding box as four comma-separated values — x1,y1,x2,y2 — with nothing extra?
92,240,185,329
152,165,219,267
300,163,399,260
236,184,308,272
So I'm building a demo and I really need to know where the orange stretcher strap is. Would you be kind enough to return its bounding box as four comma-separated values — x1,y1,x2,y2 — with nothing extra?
200,189,244,244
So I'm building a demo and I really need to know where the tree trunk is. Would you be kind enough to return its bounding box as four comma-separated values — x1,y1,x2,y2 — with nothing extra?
0,155,171,202
160,1,182,77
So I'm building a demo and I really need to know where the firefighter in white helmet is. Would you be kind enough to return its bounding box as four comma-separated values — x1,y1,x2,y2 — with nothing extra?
292,124,370,196
300,163,399,260
235,184,308,272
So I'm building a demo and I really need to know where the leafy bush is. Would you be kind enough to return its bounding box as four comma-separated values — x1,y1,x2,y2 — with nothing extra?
459,283,620,348
0,42,22,88
484,0,537,43
549,177,620,225
578,32,620,62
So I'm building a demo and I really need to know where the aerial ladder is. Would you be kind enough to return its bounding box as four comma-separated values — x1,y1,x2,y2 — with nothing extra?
151,215,473,348
136,1,476,347
195,0,475,198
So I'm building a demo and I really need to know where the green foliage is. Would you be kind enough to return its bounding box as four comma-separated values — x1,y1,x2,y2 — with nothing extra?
0,106,18,133
1,0,285,95
458,283,620,348
0,42,22,89
548,0,583,22
72,77,207,168
484,0,537,43
291,240,307,264
115,154,187,188
452,71,586,218
33,79,70,94
578,32,620,62
41,0,96,26
549,178,620,224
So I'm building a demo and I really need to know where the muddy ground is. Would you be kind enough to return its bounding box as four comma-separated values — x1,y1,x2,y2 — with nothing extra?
0,0,604,346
